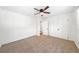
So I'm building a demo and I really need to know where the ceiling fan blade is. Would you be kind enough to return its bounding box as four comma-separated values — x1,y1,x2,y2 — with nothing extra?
34,12,40,15
43,6,49,11
43,12,50,14
34,8,40,11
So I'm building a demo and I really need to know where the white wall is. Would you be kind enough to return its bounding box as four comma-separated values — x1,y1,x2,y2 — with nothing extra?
75,8,79,48
48,12,76,41
0,8,36,46
35,10,77,41
35,16,41,36
0,6,77,48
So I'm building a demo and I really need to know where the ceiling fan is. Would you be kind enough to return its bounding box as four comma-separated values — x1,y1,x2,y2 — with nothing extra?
34,6,50,16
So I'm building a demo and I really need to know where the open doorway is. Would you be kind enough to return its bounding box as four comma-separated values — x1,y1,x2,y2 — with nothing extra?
39,19,49,36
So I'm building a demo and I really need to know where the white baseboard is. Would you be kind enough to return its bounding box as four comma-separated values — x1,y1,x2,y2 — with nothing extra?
37,33,40,36
1,34,36,46
74,39,79,49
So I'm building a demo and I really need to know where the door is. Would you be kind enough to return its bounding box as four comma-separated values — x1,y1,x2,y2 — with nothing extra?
42,20,49,35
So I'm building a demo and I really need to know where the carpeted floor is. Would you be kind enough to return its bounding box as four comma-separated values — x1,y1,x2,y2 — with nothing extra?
0,35,79,53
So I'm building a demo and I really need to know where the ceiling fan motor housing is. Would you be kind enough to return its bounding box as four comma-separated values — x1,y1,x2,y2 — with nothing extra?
40,9,44,12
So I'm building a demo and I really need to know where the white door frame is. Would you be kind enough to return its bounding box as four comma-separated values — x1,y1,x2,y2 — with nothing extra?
36,16,49,36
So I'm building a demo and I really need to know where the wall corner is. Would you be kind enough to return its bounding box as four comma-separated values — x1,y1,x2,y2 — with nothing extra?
0,44,2,48
74,39,79,49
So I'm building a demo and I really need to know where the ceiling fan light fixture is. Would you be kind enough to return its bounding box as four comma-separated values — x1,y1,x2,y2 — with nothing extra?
40,12,44,16
34,6,50,16
40,12,43,15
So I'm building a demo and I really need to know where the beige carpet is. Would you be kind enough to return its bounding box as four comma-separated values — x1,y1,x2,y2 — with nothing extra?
0,35,79,53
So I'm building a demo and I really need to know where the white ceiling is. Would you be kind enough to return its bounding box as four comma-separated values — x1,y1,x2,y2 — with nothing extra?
0,6,78,17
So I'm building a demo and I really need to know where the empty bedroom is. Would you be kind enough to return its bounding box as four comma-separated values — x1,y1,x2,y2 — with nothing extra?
0,6,79,53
